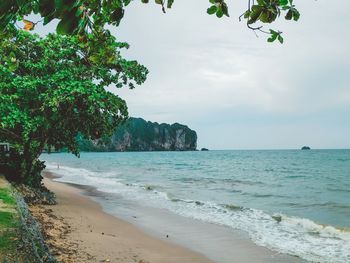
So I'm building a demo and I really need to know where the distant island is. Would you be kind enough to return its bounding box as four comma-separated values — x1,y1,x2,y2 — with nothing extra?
301,146,311,150
77,117,197,152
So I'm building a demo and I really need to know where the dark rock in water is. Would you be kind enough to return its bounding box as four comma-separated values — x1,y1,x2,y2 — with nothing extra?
301,146,311,150
201,148,209,151
77,117,197,152
272,215,282,223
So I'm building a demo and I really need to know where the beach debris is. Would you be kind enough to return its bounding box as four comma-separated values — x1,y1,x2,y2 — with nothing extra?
166,234,169,238
102,232,104,235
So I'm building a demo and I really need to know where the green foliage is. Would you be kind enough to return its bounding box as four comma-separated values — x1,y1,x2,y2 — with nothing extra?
0,180,25,262
268,29,283,43
0,188,16,206
0,211,16,228
207,0,229,18
0,0,300,43
0,230,16,251
0,30,148,187
242,0,299,42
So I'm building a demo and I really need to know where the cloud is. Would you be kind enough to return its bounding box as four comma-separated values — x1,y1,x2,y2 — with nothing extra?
30,0,350,149
110,0,350,148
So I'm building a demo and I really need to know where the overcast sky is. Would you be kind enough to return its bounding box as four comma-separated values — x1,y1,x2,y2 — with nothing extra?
36,0,350,150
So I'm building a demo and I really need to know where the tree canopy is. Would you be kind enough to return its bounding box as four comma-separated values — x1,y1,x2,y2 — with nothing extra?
0,0,300,43
0,30,147,187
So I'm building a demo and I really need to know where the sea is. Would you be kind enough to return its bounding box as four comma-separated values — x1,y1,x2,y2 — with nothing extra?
41,150,350,263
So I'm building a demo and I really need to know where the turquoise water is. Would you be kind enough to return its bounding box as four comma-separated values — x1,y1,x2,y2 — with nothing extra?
41,150,350,262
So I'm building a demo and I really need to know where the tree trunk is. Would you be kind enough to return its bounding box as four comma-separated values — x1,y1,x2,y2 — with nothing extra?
20,139,46,187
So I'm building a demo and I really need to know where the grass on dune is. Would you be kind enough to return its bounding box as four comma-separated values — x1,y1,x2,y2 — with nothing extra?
0,188,16,206
0,178,21,261
0,211,17,228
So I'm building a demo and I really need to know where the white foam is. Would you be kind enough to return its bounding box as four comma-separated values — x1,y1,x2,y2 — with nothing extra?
45,164,123,192
45,163,350,263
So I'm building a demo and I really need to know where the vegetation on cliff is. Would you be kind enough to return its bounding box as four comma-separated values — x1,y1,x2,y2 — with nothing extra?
77,117,197,151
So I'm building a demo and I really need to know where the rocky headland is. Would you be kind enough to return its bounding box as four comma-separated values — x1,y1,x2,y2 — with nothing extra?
77,117,197,152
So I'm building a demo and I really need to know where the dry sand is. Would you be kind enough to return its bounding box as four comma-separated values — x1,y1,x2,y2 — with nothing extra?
32,175,213,263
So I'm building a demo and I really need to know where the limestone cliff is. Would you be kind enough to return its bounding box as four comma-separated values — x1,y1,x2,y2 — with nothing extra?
77,118,197,151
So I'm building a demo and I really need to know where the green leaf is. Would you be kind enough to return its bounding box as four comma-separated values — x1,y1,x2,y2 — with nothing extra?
216,8,223,18
292,9,300,21
43,14,55,25
248,5,263,24
207,5,217,15
260,11,270,23
221,3,229,17
267,29,278,42
285,9,293,20
278,35,284,43
267,36,276,42
279,0,288,6
167,0,174,8
110,8,124,22
56,16,77,34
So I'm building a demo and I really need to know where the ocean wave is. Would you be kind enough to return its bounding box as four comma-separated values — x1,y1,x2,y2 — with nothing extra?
221,178,265,185
45,164,123,191
298,202,350,210
337,158,350,162
45,163,350,263
285,175,307,179
327,188,350,193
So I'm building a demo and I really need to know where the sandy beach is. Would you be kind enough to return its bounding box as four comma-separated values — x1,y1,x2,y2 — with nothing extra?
30,170,307,263
31,173,213,263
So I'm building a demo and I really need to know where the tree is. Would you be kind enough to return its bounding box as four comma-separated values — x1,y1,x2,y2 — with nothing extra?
0,0,300,43
0,0,300,187
0,30,148,187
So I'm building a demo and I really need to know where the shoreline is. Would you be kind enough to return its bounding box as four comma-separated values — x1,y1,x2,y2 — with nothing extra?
38,172,213,263
39,171,305,263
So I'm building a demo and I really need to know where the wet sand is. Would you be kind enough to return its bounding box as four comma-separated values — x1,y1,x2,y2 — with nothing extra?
35,172,305,263
35,174,212,263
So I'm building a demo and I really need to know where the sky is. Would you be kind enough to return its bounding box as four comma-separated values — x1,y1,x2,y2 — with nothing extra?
34,0,350,150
